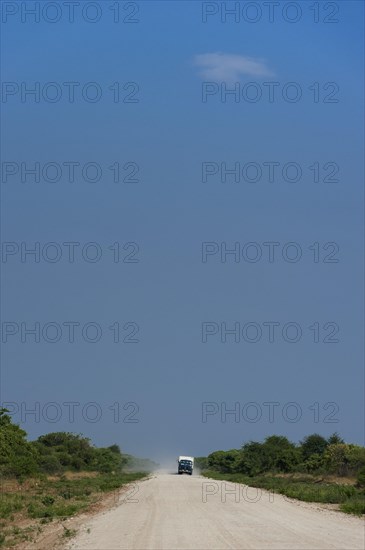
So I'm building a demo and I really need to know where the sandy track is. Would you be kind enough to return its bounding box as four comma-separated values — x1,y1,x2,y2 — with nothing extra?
66,472,364,550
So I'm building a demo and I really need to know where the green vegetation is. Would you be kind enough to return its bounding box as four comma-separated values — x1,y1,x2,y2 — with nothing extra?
0,409,152,547
0,472,147,547
0,408,148,478
199,432,365,516
31,432,129,476
62,526,77,539
0,409,38,478
0,471,147,521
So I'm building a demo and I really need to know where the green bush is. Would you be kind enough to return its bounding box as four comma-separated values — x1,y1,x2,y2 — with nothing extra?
0,494,25,518
340,496,365,515
300,434,328,461
41,496,55,506
36,453,62,474
236,442,265,476
207,450,240,474
205,433,364,479
27,501,82,519
234,437,300,476
203,471,363,514
356,466,365,488
0,409,39,478
33,432,128,475
325,444,365,476
302,453,324,473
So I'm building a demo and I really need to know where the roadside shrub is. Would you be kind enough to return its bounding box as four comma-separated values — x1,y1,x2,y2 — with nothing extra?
356,466,365,488
0,495,25,518
0,409,39,478
207,450,240,474
302,453,325,473
325,444,365,476
340,498,365,516
300,434,328,461
41,496,55,506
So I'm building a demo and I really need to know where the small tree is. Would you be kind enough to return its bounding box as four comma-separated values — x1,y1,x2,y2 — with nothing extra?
346,445,365,473
262,436,299,473
108,444,121,454
300,434,328,461
303,453,324,473
0,408,38,478
36,432,94,470
207,450,239,474
237,442,266,476
92,448,124,473
324,444,349,475
327,432,344,445
325,443,365,476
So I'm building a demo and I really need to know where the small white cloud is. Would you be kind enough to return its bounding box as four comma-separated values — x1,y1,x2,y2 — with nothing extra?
194,52,274,81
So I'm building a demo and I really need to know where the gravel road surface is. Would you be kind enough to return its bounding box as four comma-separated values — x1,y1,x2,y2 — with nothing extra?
67,472,364,550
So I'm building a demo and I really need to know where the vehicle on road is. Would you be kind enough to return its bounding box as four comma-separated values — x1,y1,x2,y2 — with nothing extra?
177,455,194,475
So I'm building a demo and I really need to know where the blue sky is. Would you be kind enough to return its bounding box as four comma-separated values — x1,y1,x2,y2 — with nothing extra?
1,1,364,462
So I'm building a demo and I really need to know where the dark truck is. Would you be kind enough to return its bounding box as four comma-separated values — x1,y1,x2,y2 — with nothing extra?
177,456,194,475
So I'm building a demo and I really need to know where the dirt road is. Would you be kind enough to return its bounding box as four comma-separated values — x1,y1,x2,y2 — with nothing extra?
67,472,364,550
